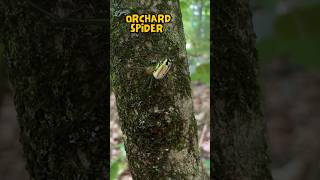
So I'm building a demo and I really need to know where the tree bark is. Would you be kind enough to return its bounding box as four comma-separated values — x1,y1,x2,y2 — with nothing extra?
1,1,108,179
111,0,206,179
212,1,273,179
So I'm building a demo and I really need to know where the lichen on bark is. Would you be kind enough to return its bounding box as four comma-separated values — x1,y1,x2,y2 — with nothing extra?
111,0,206,179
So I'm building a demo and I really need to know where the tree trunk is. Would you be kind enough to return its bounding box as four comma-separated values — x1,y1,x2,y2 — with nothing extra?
212,1,273,179
1,1,108,179
111,0,206,179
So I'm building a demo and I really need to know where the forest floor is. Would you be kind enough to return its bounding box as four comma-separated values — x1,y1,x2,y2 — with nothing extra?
0,59,319,180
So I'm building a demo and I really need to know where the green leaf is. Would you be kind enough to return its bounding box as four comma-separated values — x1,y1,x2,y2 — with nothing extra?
110,159,120,180
109,143,128,180
191,63,210,85
180,1,188,10
203,159,210,175
116,143,127,160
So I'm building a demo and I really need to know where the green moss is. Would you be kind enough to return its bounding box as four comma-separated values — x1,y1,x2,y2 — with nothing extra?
111,0,205,179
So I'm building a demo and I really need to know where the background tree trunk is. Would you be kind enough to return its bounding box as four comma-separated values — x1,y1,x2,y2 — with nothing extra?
212,0,273,179
111,0,206,179
1,1,108,179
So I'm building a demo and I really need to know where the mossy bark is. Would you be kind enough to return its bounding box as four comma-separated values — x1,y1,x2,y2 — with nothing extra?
1,1,108,179
111,0,206,179
212,1,273,179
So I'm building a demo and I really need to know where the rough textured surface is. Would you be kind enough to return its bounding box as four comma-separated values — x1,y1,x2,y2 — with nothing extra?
111,0,206,179
1,1,108,179
212,0,273,179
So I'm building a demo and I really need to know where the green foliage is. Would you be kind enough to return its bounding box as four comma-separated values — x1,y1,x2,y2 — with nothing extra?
191,62,210,85
110,158,122,180
202,159,210,175
110,143,127,180
257,3,320,70
180,0,210,85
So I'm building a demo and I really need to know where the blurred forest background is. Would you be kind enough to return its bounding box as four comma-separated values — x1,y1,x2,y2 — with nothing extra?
1,0,320,179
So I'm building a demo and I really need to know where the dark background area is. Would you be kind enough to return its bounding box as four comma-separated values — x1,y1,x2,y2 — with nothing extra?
253,0,320,179
1,0,320,179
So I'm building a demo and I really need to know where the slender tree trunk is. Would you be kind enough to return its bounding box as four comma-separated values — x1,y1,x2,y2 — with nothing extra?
212,1,273,179
1,1,108,179
111,0,206,179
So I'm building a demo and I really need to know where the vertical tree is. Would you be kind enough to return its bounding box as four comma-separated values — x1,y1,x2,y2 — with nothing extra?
1,1,108,179
212,0,273,179
111,0,206,179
